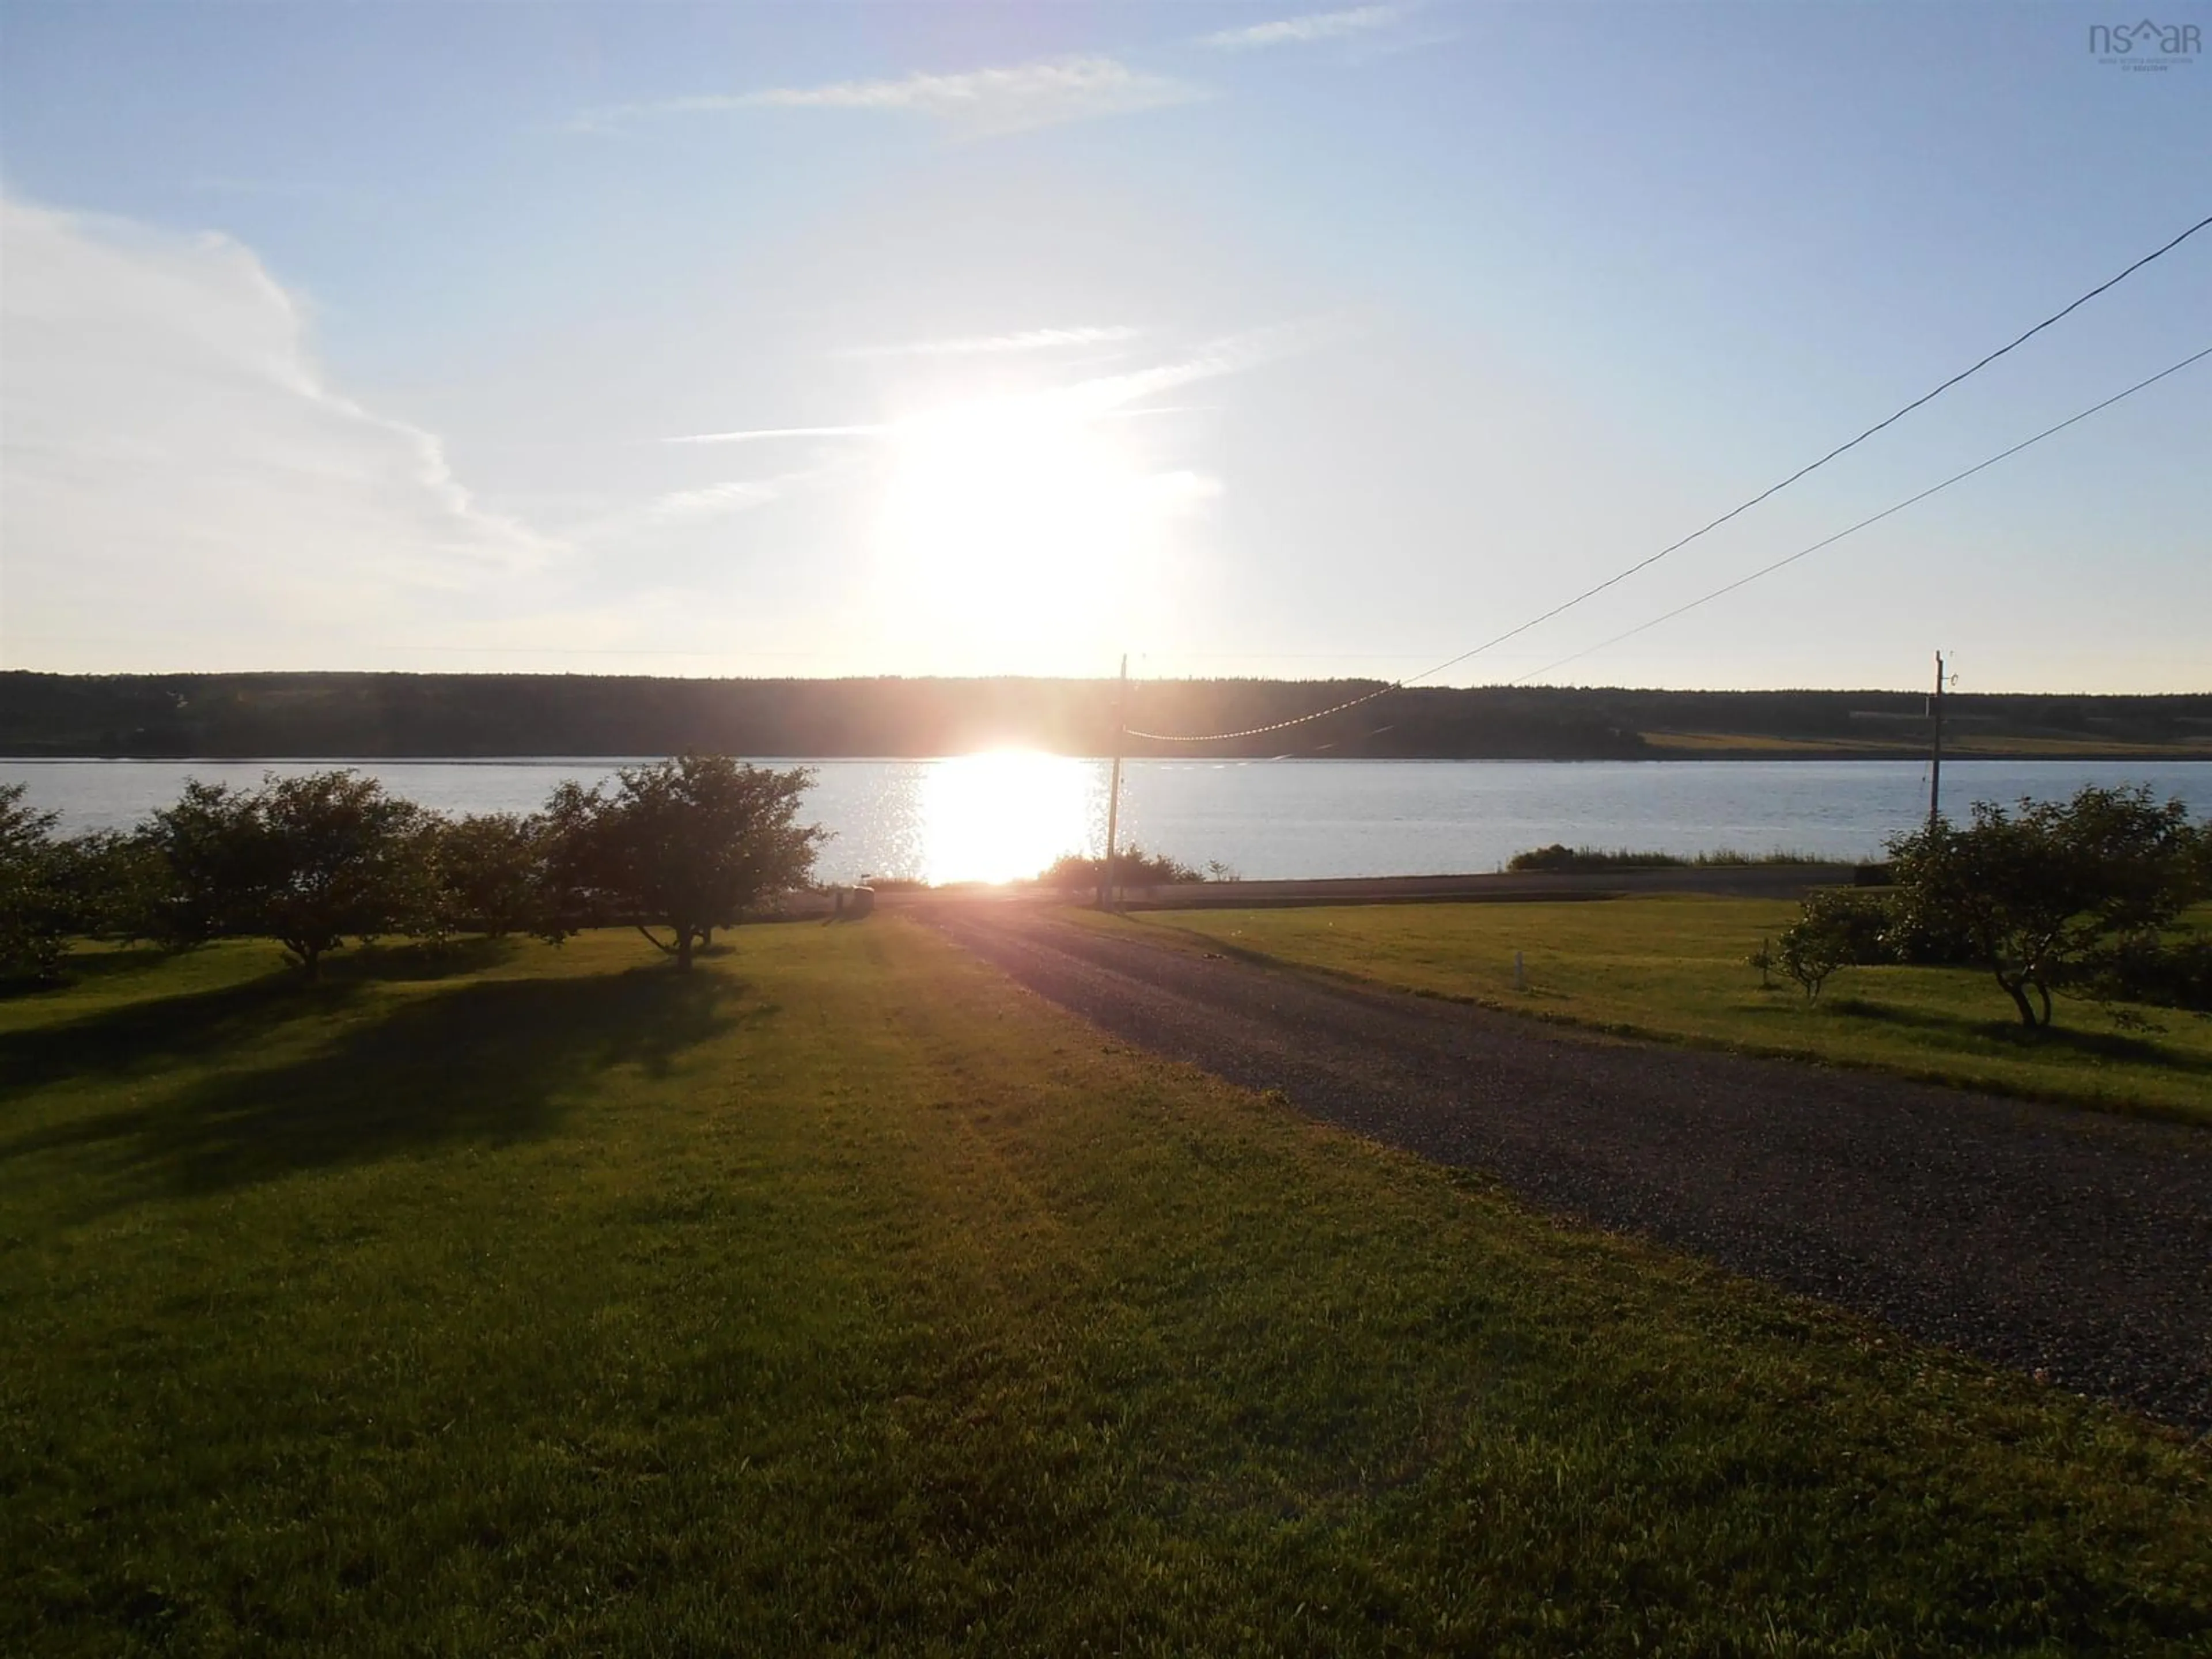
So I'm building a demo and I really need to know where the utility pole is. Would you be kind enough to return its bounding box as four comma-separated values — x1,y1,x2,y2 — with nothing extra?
1099,654,1127,912
1927,649,1945,836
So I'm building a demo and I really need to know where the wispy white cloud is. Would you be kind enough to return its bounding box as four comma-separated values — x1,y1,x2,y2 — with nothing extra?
665,320,1327,453
566,443,870,547
574,55,1207,138
840,325,1143,361
0,194,554,669
639,479,782,523
1044,319,1334,418
661,423,887,448
1201,5,1404,50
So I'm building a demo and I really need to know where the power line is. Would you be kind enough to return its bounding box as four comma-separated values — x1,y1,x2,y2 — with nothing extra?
1166,343,2207,762
1509,344,2211,686
1126,211,2212,743
1124,680,1400,744
1405,211,2212,687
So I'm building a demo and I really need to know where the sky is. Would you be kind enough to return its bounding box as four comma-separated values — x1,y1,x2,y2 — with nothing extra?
1,1,2206,694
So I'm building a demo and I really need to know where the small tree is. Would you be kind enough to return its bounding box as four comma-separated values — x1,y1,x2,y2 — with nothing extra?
1771,888,1893,1004
548,756,824,970
1885,785,2206,1029
435,812,551,938
47,830,172,946
0,785,69,983
145,772,439,979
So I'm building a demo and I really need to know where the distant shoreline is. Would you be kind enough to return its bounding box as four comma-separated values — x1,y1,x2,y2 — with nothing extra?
5,672,2207,764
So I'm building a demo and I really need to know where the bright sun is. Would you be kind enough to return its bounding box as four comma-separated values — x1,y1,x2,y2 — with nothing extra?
873,393,1210,664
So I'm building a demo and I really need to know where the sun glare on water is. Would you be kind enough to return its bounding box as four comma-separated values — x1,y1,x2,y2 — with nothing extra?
919,752,1099,885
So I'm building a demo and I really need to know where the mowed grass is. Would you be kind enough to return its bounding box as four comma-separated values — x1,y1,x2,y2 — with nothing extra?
3,924,2209,1655
1105,899,2212,1123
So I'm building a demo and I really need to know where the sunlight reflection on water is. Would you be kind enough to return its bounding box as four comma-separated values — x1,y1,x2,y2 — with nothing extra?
915,752,1104,885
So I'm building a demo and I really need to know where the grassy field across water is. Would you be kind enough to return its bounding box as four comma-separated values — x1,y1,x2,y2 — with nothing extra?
3,921,2209,1653
1100,897,2212,1124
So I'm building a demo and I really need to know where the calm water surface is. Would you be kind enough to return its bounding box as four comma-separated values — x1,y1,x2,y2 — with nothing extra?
4,756,2207,885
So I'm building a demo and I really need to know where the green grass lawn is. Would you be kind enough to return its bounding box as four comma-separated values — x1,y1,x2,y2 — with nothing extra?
3,923,2209,1654
1100,899,2212,1123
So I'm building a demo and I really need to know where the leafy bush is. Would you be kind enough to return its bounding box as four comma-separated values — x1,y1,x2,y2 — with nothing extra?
2077,933,2212,1014
0,793,186,985
1509,844,1687,873
142,771,441,979
1041,844,1207,888
0,785,69,983
1508,844,1837,873
543,756,825,970
29,830,177,948
434,812,552,938
1883,785,2207,1029
1773,888,1893,1002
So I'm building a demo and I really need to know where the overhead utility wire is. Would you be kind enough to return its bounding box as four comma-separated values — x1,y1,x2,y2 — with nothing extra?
1125,210,2212,744
1508,343,2212,686
1198,342,2211,763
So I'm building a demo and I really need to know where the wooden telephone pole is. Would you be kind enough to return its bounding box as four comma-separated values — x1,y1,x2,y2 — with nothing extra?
1099,655,1127,912
1927,650,1946,836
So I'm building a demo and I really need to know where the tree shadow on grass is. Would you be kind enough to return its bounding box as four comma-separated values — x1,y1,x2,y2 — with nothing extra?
319,936,524,985
0,939,524,1099
47,944,173,982
2,966,758,1214
0,975,362,1100
1824,994,2212,1073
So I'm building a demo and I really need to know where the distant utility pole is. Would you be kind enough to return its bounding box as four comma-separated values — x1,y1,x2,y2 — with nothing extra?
1927,650,1946,836
1099,654,1127,912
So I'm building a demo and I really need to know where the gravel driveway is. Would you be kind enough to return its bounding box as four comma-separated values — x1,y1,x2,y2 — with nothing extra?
927,905,2212,1430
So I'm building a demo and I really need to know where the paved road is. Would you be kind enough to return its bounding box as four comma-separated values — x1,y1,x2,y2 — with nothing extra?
927,905,2212,1430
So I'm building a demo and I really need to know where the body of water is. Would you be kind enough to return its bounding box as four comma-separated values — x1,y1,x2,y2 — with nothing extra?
4,756,2207,886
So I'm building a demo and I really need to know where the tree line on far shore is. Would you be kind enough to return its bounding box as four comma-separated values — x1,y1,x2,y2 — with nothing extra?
0,756,824,983
8,671,2210,761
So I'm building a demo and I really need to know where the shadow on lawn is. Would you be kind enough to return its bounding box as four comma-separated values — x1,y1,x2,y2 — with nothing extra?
1824,994,2212,1071
1,965,754,1211
0,939,522,1096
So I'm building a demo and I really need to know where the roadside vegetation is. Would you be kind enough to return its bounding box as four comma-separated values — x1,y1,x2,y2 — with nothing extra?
5,921,2209,1653
1816,785,2210,1028
1122,786,2212,1121
1506,843,1848,873
1108,893,2212,1122
1039,844,1221,889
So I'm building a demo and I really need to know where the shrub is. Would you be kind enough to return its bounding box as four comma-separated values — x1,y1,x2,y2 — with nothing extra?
1884,785,2206,1029
435,812,552,938
1773,889,1893,1003
1041,845,1207,888
1509,844,1686,873
0,785,68,983
1508,846,1840,874
2077,933,2212,1014
143,771,441,979
543,756,825,971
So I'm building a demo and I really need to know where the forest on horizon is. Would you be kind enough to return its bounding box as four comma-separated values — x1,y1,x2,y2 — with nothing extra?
2,672,2208,762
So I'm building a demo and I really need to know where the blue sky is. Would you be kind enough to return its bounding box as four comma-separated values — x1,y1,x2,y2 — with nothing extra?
2,1,2205,690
